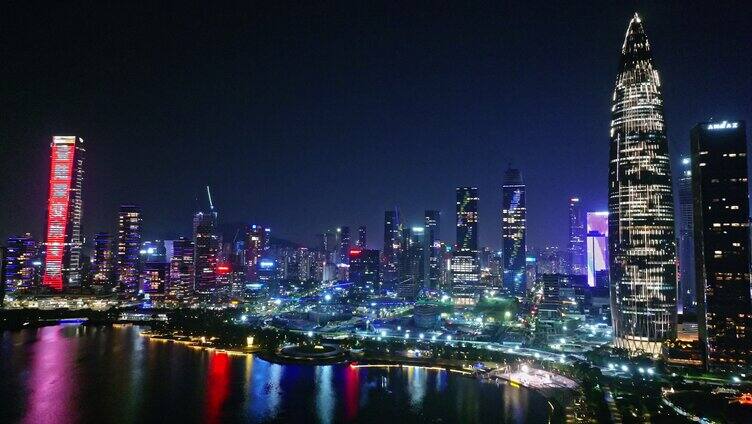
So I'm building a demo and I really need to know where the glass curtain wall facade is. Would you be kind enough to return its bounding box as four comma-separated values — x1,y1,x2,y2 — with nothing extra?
608,14,677,356
502,167,526,295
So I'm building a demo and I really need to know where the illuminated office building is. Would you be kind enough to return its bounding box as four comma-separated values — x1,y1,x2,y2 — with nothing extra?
116,205,142,294
339,226,351,264
568,197,586,275
91,232,114,290
168,237,194,301
349,248,380,290
677,157,696,314
141,260,168,298
535,246,568,275
357,225,367,248
691,120,751,369
586,212,609,288
451,187,480,293
42,136,85,291
501,167,526,295
382,209,403,282
608,14,677,355
245,225,269,282
406,226,427,287
424,210,441,289
193,209,220,294
2,234,38,294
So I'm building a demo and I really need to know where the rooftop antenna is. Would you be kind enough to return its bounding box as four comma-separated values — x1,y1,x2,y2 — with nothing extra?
206,185,214,211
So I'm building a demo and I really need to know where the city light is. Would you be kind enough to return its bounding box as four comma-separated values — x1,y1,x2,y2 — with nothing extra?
3,10,747,424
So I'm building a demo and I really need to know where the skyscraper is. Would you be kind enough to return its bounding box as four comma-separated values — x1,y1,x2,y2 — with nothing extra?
382,209,402,282
608,14,677,355
2,234,38,294
116,205,142,294
677,156,695,315
193,209,219,294
168,237,195,302
357,225,367,248
424,210,441,289
339,226,351,264
406,226,427,287
348,248,380,290
568,197,586,275
245,225,269,282
586,212,609,288
451,187,480,294
691,120,751,369
91,232,114,290
501,167,526,295
42,136,85,291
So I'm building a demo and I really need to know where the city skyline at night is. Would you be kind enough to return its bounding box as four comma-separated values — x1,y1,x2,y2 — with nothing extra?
1,3,750,251
2,4,752,423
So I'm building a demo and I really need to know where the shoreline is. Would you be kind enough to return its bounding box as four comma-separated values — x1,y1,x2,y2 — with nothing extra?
136,327,568,422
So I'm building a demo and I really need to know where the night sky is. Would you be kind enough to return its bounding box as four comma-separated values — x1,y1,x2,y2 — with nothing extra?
1,1,750,250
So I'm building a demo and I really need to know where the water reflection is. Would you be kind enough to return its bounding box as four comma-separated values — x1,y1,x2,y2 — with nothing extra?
315,366,334,424
205,352,230,423
343,364,360,421
0,326,554,424
406,366,427,409
24,326,77,424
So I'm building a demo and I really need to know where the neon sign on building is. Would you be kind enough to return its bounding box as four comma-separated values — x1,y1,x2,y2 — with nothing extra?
42,136,80,290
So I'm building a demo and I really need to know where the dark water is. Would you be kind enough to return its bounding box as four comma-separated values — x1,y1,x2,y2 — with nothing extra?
0,325,554,423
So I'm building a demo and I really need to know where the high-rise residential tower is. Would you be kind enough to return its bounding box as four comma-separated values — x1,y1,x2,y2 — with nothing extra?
116,205,142,294
91,232,114,290
502,167,526,295
677,157,696,315
2,234,38,294
608,14,677,355
168,237,195,301
691,120,751,369
42,136,85,291
568,197,586,275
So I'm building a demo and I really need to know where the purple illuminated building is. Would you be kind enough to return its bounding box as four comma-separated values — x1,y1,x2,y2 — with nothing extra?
586,212,608,288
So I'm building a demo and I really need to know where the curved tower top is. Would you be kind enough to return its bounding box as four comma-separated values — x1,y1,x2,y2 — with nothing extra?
608,14,677,356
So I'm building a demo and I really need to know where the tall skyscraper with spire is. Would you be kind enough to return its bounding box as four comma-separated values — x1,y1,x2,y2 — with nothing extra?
501,166,526,295
608,14,677,355
193,187,220,294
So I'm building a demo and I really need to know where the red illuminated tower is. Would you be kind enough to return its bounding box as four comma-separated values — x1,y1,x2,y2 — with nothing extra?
42,136,85,291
